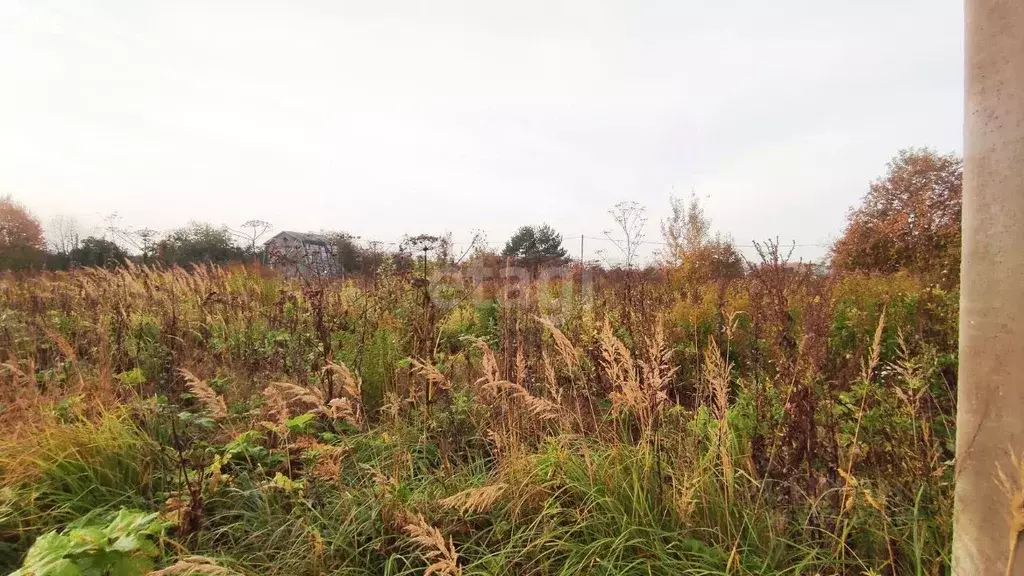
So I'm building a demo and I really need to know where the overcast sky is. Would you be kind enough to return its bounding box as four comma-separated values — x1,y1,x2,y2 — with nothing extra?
1,0,962,262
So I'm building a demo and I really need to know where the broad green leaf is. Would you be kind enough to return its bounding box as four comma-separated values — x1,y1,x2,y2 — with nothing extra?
108,554,154,576
67,528,106,553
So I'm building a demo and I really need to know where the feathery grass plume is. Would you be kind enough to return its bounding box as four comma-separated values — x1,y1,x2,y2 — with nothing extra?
862,306,887,382
307,443,348,480
514,344,526,386
43,327,85,389
540,350,558,393
702,336,733,492
598,320,635,387
323,361,364,427
403,513,462,576
539,350,566,410
642,319,672,370
535,315,581,372
600,320,667,436
327,397,362,428
672,475,699,524
1,361,29,382
505,382,561,421
409,357,451,394
180,369,227,419
843,307,889,480
260,382,325,428
147,556,240,575
639,319,676,409
472,336,501,382
465,337,507,398
380,391,405,422
724,310,745,343
440,483,507,515
265,382,324,412
889,329,933,455
701,337,730,421
324,361,363,402
997,451,1024,576
42,328,77,363
262,385,290,425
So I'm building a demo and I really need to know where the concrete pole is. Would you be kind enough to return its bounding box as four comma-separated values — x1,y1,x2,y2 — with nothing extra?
954,1,1024,574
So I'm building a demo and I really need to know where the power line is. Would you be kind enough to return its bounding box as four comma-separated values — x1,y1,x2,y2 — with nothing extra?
326,235,829,251
578,235,829,248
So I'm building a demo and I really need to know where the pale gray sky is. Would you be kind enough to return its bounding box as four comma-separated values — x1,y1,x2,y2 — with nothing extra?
1,0,962,262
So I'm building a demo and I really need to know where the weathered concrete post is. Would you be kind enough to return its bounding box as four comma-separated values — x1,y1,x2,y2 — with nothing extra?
954,1,1024,574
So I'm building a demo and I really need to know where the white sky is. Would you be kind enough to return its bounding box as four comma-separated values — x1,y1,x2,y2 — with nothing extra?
1,0,963,263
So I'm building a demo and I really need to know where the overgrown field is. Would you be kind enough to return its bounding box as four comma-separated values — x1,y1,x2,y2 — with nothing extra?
0,256,958,575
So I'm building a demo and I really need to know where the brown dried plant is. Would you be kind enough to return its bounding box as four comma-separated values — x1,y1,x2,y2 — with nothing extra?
466,337,508,399
640,321,677,408
505,383,561,422
262,385,290,427
147,556,239,575
44,327,84,389
308,443,349,481
180,369,227,419
601,320,669,438
535,316,581,373
403,514,462,576
440,483,508,515
701,337,730,422
540,351,558,396
323,361,364,428
599,320,635,388
702,336,734,492
409,357,451,406
262,381,323,426
672,475,700,525
514,344,527,386
996,451,1024,576
269,381,324,409
324,361,363,402
327,397,362,429
845,307,887,473
861,306,888,383
43,327,77,363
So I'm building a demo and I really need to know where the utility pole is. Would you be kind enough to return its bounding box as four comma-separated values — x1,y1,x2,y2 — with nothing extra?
954,2,1024,574
580,234,584,266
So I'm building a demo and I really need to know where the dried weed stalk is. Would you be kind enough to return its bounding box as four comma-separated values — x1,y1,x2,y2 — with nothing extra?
404,514,462,576
180,369,227,419
440,483,508,515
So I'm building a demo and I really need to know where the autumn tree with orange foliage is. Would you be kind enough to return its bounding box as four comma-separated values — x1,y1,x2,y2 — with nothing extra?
0,195,46,270
831,148,962,282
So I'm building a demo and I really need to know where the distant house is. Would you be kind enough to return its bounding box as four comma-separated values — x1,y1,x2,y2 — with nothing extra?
264,231,332,277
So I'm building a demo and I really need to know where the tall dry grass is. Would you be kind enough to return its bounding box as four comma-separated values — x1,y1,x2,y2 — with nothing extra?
0,261,958,574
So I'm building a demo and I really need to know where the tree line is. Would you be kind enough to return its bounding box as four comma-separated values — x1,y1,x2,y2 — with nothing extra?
0,148,961,281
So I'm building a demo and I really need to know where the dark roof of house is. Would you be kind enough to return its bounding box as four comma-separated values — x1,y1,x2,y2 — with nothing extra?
266,231,330,247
